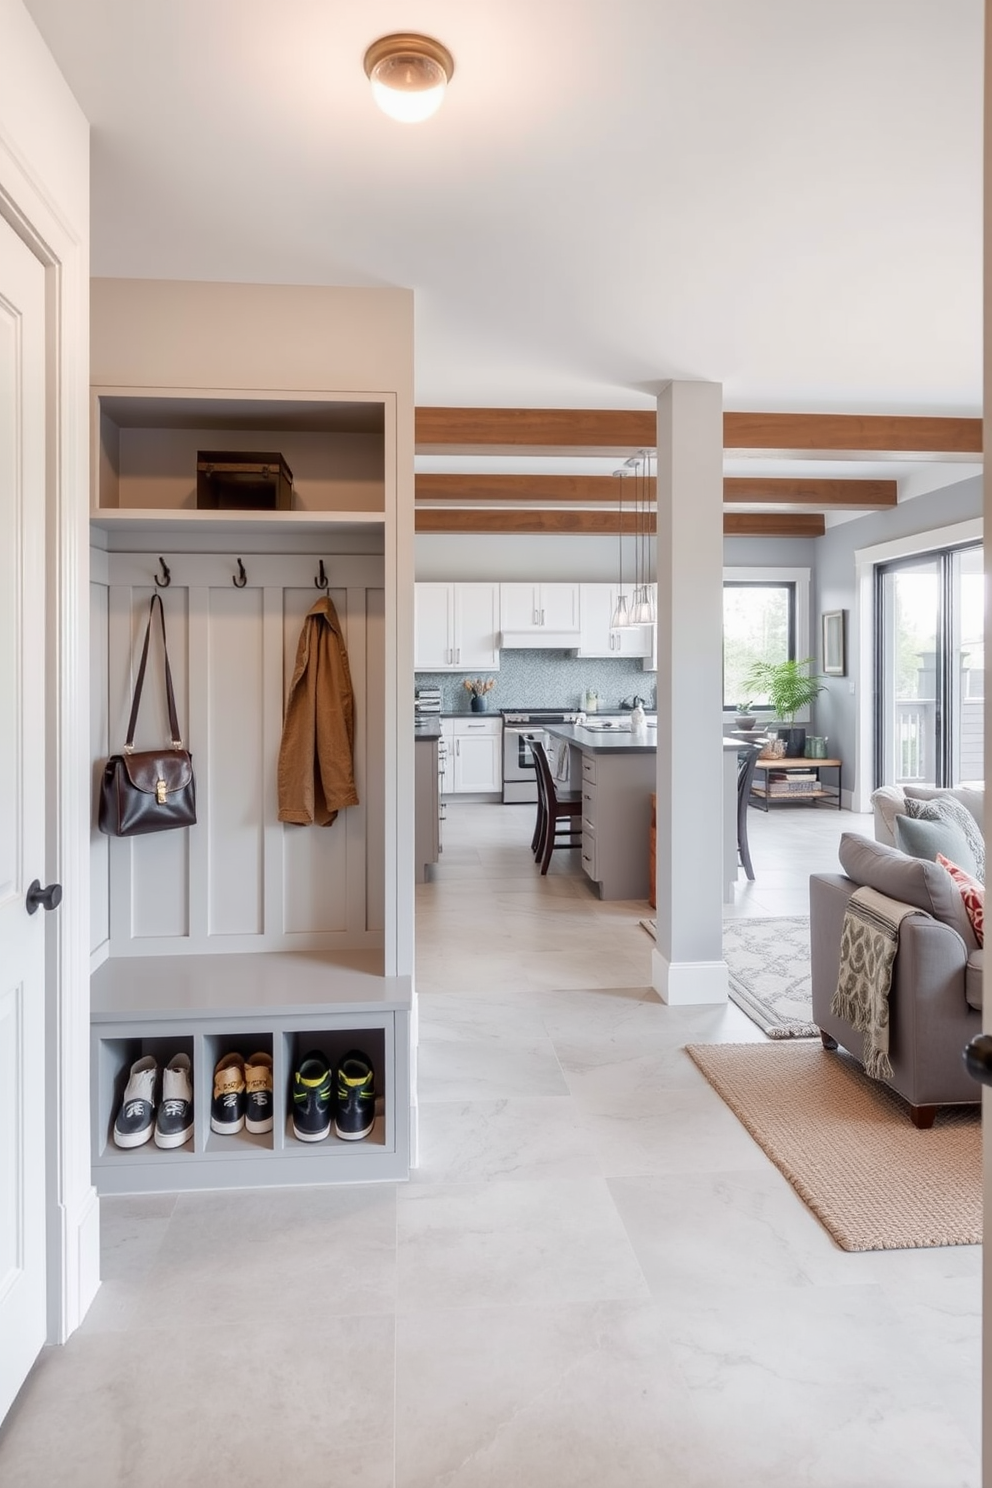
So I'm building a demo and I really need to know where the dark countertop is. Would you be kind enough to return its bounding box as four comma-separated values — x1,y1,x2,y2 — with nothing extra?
544,722,657,756
414,719,441,741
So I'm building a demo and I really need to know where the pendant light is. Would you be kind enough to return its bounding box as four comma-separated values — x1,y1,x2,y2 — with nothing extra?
609,469,630,631
631,450,656,625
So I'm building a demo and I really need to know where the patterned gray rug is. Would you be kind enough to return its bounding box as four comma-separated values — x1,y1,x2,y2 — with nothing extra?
722,915,817,1039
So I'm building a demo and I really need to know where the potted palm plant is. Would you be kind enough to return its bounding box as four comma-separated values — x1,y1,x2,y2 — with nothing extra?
742,657,824,756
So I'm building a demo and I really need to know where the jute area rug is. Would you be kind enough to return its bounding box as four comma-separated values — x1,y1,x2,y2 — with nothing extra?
686,1042,982,1251
722,915,817,1039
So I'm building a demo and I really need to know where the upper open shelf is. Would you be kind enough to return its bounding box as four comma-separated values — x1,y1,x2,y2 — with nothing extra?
93,389,389,523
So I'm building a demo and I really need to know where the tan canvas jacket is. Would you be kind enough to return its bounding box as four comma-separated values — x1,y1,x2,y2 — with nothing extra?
277,595,359,826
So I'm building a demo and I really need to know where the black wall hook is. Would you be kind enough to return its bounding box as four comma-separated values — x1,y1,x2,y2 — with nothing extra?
233,558,248,588
315,559,329,590
154,557,171,588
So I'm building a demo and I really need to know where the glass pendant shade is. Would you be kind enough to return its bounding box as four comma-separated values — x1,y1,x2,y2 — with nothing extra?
610,593,630,630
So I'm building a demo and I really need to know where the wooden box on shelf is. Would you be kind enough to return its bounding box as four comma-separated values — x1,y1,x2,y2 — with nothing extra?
196,450,293,511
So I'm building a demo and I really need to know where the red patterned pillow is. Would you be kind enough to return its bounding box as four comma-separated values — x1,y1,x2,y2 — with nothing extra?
937,854,985,947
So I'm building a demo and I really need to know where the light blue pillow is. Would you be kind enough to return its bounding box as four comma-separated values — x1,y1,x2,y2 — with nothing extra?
894,813,980,880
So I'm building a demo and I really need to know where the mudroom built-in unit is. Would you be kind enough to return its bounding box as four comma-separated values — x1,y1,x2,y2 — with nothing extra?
88,279,415,1195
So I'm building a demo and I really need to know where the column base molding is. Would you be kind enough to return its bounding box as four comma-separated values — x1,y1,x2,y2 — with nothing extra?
652,949,729,1005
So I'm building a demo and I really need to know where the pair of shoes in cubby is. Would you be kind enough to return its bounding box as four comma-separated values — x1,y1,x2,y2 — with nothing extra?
211,1052,273,1135
113,1053,194,1150
292,1049,375,1143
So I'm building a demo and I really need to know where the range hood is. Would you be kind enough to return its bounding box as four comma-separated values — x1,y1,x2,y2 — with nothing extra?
499,629,581,650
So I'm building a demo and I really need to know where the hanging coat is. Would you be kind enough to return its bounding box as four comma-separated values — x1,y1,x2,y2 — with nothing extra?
277,595,359,826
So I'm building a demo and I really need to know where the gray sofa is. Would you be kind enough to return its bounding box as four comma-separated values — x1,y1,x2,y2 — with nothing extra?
809,832,982,1127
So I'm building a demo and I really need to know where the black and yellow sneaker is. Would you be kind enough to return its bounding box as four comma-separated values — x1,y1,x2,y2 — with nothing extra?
292,1051,333,1142
334,1050,376,1140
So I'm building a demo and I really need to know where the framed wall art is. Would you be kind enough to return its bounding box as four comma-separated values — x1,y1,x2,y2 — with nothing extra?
822,609,847,677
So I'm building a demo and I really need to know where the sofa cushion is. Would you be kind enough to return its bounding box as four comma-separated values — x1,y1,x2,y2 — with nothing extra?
894,812,980,881
905,793,985,883
966,949,984,1010
837,832,979,951
904,784,984,829
870,786,906,847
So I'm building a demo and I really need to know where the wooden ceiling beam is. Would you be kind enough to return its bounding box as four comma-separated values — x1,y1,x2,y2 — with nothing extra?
416,473,897,509
416,407,982,459
415,509,825,538
723,476,896,509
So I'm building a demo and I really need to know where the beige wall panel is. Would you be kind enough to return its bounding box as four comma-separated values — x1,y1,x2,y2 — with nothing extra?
366,588,386,934
91,280,414,397
207,586,264,937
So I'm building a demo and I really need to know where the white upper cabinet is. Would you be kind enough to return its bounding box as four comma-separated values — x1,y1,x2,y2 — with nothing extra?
499,582,579,643
414,582,500,671
578,584,651,658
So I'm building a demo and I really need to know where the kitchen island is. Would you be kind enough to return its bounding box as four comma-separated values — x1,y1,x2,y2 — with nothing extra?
414,719,442,881
545,725,742,902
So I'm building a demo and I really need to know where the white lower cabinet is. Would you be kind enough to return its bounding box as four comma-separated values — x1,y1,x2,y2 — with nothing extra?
450,716,502,793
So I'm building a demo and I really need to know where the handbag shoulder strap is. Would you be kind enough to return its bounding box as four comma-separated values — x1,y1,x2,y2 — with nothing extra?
125,593,184,750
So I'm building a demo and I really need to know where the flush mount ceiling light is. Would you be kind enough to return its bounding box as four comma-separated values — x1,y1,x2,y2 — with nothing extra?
363,33,455,123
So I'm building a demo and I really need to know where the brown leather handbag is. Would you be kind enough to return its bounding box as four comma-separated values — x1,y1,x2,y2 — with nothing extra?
98,593,197,837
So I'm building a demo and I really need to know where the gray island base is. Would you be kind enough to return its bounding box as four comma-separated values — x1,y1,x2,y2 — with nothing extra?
544,726,742,904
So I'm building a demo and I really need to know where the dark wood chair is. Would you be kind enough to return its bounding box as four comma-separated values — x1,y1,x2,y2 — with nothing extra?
531,740,582,875
737,743,762,880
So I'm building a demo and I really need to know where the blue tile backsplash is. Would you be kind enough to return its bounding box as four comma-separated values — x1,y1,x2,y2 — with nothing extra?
415,650,656,713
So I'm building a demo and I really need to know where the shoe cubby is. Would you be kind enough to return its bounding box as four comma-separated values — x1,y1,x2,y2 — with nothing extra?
93,1033,196,1164
202,1032,275,1157
283,1027,387,1154
90,952,411,1194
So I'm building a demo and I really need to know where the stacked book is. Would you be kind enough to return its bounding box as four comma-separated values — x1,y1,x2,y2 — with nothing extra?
415,687,442,715
766,769,818,795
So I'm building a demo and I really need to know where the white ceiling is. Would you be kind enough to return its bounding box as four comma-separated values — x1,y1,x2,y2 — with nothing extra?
24,0,983,425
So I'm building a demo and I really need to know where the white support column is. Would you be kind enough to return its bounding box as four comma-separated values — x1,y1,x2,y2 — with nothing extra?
652,381,728,1005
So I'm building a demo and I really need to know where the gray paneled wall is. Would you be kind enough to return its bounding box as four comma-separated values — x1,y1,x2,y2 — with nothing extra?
415,649,656,712
91,550,385,961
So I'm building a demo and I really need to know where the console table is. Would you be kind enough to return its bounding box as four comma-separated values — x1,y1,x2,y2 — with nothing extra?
750,756,842,811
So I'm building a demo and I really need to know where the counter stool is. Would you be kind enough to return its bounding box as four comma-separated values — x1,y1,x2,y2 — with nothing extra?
531,740,582,875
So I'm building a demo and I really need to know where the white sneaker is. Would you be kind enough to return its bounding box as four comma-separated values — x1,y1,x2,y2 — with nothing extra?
154,1052,194,1149
113,1055,157,1148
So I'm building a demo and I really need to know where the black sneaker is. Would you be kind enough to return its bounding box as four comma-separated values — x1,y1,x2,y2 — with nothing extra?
113,1055,157,1148
292,1051,332,1142
244,1051,274,1134
210,1053,246,1134
335,1050,375,1141
155,1053,193,1149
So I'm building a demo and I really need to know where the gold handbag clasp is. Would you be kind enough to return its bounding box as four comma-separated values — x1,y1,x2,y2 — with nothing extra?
156,778,167,804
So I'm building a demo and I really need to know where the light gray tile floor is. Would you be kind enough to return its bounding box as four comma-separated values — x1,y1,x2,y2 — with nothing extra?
0,800,981,1486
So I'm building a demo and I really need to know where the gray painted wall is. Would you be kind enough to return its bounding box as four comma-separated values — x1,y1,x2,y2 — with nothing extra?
813,474,983,791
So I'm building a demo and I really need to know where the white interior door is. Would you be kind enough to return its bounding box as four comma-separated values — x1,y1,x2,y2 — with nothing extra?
0,215,48,1419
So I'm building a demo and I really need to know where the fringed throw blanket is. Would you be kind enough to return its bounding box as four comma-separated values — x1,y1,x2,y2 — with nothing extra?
830,886,924,1081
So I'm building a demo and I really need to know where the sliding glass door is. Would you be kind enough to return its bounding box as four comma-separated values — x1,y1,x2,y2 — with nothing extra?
875,542,984,789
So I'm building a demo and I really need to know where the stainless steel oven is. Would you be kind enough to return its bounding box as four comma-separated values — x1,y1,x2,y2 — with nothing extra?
501,710,583,803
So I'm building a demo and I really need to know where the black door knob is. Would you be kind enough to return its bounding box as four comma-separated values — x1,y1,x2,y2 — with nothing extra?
963,1034,992,1087
25,879,62,915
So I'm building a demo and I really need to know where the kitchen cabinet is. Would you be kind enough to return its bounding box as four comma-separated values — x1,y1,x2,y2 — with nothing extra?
577,584,652,658
499,582,579,639
414,583,500,671
451,716,502,794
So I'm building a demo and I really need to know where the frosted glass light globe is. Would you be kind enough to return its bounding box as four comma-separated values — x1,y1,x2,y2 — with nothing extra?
365,35,454,124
